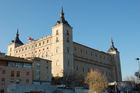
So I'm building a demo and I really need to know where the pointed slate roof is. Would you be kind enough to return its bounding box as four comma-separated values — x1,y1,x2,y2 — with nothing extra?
55,7,71,27
12,29,23,45
108,38,118,52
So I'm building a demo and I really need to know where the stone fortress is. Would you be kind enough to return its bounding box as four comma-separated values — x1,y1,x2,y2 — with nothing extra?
7,8,122,82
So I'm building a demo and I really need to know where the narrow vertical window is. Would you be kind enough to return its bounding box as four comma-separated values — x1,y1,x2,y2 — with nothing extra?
88,67,90,72
56,60,59,66
56,37,59,42
67,37,69,43
67,47,70,53
47,40,49,43
2,70,6,74
10,48,12,52
26,72,30,75
1,78,5,85
67,60,69,66
56,30,59,35
11,71,14,77
83,67,84,72
46,52,48,57
76,65,79,71
67,30,69,35
16,71,20,77
56,47,59,53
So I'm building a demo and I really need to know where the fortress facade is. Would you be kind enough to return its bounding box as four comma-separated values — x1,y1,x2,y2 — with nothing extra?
7,8,122,82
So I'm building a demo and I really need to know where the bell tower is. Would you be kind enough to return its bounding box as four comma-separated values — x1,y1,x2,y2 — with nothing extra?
51,8,74,77
7,29,23,56
108,39,122,81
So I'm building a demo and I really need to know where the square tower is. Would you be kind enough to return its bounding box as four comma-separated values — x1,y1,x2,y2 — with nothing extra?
51,8,74,77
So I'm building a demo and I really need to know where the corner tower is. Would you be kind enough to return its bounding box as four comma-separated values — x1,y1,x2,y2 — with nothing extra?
51,8,74,77
7,29,23,56
108,39,122,81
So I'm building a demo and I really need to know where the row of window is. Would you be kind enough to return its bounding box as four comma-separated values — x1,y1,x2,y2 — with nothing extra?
15,39,50,53
36,63,49,70
74,47,111,61
8,62,32,68
56,30,70,36
75,65,111,77
0,78,30,84
56,37,70,43
0,70,30,77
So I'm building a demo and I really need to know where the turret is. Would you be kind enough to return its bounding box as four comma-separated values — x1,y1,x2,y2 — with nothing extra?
108,38,118,54
7,29,23,56
108,39,122,81
12,29,23,45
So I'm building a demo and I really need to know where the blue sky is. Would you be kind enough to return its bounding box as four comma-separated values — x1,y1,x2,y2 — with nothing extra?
0,0,140,80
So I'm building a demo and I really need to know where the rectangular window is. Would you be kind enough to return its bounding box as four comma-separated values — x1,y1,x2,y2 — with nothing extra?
35,44,37,47
88,67,90,72
67,47,70,53
56,37,59,42
11,71,14,77
39,43,41,46
47,40,49,43
10,48,12,52
74,47,77,51
67,60,69,66
24,63,31,68
80,49,82,54
86,50,88,54
67,37,69,43
1,78,5,82
26,72,30,75
1,78,5,85
56,30,59,35
2,70,6,74
67,30,69,35
43,41,45,45
76,65,79,71
16,71,20,77
8,62,15,67
56,47,59,53
83,67,84,72
16,63,23,68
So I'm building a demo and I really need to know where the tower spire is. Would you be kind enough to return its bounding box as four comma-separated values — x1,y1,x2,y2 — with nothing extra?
60,7,64,18
15,28,19,39
55,7,71,27
108,38,118,52
111,38,115,48
12,29,23,45
59,7,66,23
